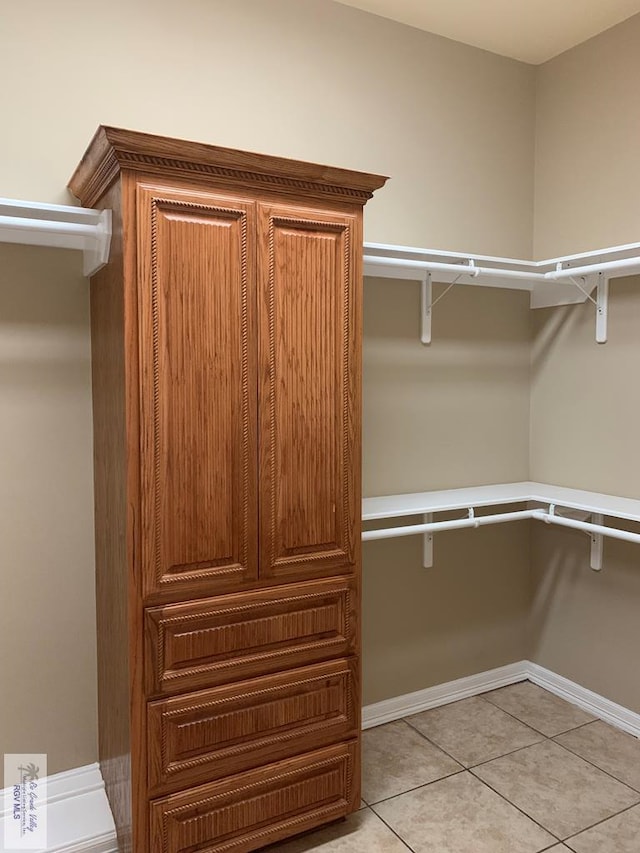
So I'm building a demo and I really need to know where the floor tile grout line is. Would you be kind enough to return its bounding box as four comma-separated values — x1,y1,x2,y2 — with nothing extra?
398,694,638,788
364,688,640,849
477,686,596,738
470,739,640,842
399,684,572,743
365,751,638,847
365,767,467,808
401,717,474,768
401,707,545,770
477,695,551,737
366,805,416,852
467,737,550,771
469,738,640,842
467,768,562,843
561,800,640,844
396,683,596,745
551,719,600,736
470,759,640,845
549,738,640,797
375,765,562,847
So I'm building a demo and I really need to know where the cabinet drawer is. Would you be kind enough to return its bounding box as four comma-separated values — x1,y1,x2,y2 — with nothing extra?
145,577,357,696
147,658,358,794
149,741,357,853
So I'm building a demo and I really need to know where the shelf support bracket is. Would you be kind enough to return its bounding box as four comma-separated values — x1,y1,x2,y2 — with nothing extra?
591,513,604,571
423,513,433,568
420,272,432,345
596,272,609,344
83,208,112,277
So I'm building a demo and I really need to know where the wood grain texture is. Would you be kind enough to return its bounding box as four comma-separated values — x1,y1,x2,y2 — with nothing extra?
68,126,388,209
137,184,258,599
258,204,359,583
147,658,358,795
121,172,150,853
145,577,357,697
149,742,357,853
90,181,134,853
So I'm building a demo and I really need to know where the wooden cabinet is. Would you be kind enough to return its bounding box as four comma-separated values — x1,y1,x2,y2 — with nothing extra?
69,127,385,853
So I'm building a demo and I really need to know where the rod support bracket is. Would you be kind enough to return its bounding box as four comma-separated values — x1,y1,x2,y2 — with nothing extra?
596,272,609,344
423,513,433,568
82,208,113,276
420,272,432,345
591,513,604,570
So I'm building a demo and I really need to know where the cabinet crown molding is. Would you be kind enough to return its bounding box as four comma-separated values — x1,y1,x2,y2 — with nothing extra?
68,125,388,208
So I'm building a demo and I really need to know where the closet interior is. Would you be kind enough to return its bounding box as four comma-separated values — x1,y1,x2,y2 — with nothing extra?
2,118,639,853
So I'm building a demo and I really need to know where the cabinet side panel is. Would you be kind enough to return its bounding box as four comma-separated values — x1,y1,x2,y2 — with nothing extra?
258,205,360,583
91,181,133,853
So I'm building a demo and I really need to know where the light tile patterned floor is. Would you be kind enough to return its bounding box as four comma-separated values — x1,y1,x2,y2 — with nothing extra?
270,681,640,852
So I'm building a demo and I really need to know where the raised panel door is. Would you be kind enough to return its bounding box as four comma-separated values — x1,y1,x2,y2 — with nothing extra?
257,204,361,581
137,184,257,599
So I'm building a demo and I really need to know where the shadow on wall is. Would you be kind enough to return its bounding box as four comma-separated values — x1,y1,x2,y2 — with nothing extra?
530,521,640,713
0,242,98,774
0,243,89,377
362,520,531,706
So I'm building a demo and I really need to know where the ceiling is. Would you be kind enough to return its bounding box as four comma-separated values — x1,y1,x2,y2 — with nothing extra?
335,0,640,64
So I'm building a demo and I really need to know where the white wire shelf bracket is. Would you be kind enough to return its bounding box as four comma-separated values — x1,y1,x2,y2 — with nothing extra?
362,482,640,571
364,242,640,345
0,197,112,276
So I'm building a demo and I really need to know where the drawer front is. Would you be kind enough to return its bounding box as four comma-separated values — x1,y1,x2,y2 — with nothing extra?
149,742,357,853
145,577,357,696
147,659,358,794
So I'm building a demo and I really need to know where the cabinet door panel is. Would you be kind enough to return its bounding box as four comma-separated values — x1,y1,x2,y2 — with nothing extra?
258,204,360,581
137,185,257,599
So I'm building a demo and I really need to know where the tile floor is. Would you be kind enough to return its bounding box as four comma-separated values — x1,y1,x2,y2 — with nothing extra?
272,681,640,852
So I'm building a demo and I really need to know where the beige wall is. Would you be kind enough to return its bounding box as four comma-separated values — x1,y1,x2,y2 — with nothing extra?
0,0,536,773
363,282,532,703
0,244,97,772
534,13,640,257
531,524,640,712
530,15,640,710
1,0,536,255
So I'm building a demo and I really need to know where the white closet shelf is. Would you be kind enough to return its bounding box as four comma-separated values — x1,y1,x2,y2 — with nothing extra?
364,241,640,344
0,197,112,276
362,482,640,571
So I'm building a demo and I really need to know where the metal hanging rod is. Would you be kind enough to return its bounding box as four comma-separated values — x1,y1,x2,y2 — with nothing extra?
364,241,640,345
363,483,640,572
363,508,538,542
0,197,112,276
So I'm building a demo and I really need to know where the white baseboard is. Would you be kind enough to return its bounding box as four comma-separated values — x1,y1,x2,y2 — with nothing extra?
0,763,117,853
3,662,637,851
528,663,640,738
363,660,640,738
362,661,529,729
